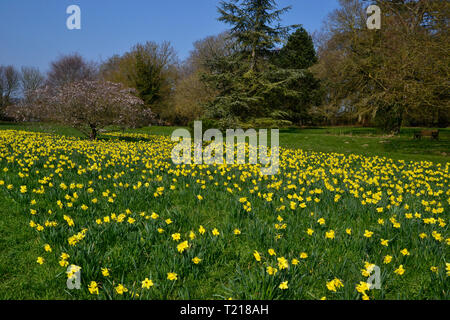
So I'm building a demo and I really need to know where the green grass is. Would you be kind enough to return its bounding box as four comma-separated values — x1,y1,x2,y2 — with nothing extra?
0,123,448,300
278,127,450,164
0,194,66,299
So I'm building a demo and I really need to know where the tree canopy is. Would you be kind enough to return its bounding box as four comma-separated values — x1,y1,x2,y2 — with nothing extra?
201,0,321,127
6,80,151,140
100,41,178,121
313,0,450,132
273,27,318,70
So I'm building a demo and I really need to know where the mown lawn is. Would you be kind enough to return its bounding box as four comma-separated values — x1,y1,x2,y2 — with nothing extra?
278,127,450,164
0,123,448,300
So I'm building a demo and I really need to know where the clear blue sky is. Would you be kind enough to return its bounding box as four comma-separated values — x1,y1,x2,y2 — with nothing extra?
0,0,339,73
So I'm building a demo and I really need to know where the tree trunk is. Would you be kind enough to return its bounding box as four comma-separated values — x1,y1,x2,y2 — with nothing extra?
389,104,404,135
89,124,97,140
250,48,256,71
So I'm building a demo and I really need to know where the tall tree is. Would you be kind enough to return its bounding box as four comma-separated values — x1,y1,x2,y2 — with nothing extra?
101,41,178,120
314,0,449,132
272,27,322,124
218,0,293,72
20,66,45,102
47,53,97,88
172,33,232,125
0,65,20,116
186,32,237,75
203,0,319,126
274,27,318,70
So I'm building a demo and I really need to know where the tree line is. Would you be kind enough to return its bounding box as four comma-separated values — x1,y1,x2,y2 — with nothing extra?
2,0,448,137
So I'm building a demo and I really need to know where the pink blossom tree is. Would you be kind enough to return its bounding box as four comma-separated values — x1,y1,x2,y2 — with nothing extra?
7,80,153,140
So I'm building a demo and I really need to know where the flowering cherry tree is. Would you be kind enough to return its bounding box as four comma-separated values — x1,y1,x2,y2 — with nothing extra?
8,80,153,139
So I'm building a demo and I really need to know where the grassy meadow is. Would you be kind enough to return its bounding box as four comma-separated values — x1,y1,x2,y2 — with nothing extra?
0,122,448,300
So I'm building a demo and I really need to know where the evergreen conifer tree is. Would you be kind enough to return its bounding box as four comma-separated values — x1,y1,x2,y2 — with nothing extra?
274,27,318,70
203,0,322,127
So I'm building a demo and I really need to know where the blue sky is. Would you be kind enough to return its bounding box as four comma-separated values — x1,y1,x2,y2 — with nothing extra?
0,0,339,72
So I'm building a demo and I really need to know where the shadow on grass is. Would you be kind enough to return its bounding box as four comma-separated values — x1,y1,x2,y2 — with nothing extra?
97,135,148,143
97,132,160,143
0,121,22,126
280,127,382,136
